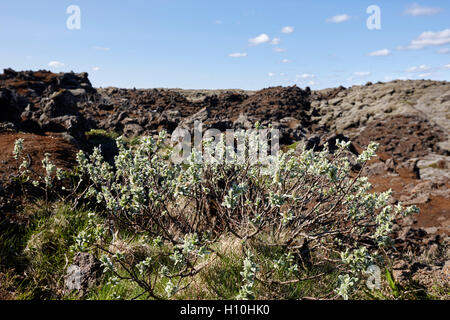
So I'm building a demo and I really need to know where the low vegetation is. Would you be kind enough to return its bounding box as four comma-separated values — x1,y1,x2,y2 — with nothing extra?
1,129,435,300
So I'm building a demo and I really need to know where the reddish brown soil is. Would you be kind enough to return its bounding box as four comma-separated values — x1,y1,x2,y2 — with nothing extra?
370,176,449,235
415,195,449,231
0,132,78,181
366,153,449,235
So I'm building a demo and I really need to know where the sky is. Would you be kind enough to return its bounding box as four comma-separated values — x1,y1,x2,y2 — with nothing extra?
0,0,449,90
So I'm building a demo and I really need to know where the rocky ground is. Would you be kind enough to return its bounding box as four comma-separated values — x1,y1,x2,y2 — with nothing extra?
0,69,449,296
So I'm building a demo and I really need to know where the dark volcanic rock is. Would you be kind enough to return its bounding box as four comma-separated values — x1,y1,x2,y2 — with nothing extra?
355,114,445,161
0,69,97,148
92,84,312,144
0,88,21,124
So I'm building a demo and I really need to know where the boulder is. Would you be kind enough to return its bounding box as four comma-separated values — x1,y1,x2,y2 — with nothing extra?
123,123,144,137
65,252,102,296
0,88,21,124
43,90,78,117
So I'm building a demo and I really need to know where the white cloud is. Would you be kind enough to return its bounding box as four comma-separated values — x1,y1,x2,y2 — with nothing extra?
270,38,281,45
273,48,286,53
248,33,270,46
399,29,450,50
404,3,442,16
228,53,248,58
444,64,450,69
281,26,294,34
368,49,391,57
348,72,371,81
296,73,315,79
48,61,65,68
281,59,291,63
308,80,318,86
327,14,351,23
418,73,432,78
437,48,450,54
353,71,371,77
267,72,288,77
92,66,100,71
214,20,223,25
406,65,431,73
93,46,111,51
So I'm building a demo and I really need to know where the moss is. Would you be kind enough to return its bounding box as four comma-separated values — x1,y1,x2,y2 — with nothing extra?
283,141,300,152
85,129,120,146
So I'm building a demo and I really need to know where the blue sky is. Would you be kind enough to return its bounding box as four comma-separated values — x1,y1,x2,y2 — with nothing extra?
0,0,449,89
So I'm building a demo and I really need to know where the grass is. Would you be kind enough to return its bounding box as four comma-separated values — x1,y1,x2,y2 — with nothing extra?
85,276,146,300
0,202,93,299
186,238,245,299
283,141,300,152
85,129,120,144
0,219,30,270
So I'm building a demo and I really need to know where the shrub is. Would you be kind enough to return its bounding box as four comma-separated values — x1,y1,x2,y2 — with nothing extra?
11,138,66,208
65,129,418,300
